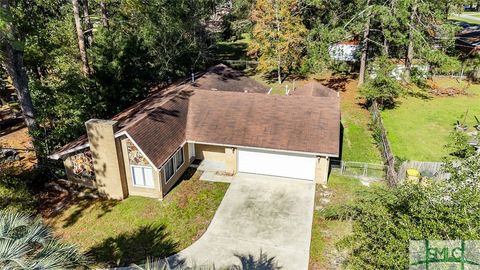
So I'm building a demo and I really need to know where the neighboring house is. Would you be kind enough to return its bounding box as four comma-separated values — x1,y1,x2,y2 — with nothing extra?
328,41,360,62
369,59,429,81
49,65,341,200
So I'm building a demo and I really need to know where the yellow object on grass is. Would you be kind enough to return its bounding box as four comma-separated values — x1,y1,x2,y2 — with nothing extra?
407,169,420,177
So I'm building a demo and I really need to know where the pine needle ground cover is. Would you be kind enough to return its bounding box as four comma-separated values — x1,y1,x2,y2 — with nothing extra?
382,79,480,161
46,169,228,267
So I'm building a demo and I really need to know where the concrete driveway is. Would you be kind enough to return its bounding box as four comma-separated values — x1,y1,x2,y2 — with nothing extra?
168,173,315,269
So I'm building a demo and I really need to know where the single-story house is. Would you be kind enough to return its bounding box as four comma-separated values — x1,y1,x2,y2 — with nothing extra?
49,65,341,200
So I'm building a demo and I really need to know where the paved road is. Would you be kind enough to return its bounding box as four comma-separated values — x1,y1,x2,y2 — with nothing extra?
168,173,316,270
454,13,480,23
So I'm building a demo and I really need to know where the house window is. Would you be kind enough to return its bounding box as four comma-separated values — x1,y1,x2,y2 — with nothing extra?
164,159,175,182
164,146,184,183
131,166,154,187
175,148,184,169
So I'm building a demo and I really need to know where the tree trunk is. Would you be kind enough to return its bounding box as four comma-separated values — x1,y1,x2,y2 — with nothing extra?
0,2,41,163
383,37,389,56
275,0,281,84
72,0,91,76
4,48,36,134
405,0,417,83
358,0,371,86
380,22,389,56
82,0,93,46
100,1,109,28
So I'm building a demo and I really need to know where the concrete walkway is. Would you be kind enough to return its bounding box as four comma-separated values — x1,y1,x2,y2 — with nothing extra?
168,173,316,270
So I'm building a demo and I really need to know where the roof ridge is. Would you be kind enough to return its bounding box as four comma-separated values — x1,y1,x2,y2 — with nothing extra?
118,84,192,133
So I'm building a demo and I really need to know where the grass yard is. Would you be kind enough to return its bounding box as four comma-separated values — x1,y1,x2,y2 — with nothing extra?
309,173,369,270
46,168,228,268
337,78,382,163
213,34,251,62
382,79,480,161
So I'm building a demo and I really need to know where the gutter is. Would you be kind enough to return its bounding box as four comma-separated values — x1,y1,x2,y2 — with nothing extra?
186,140,340,158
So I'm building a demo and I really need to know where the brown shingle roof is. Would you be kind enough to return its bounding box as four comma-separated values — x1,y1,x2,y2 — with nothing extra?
187,91,340,156
292,81,338,98
51,67,340,167
52,134,89,156
190,64,269,93
124,89,191,167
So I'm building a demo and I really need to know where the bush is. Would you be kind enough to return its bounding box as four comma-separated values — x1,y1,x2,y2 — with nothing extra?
410,66,428,89
0,184,36,213
340,154,480,269
0,166,37,213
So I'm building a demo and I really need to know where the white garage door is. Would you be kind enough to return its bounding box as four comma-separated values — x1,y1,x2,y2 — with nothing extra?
238,149,316,181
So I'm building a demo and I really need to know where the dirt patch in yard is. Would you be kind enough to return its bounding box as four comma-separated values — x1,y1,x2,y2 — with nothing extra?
0,122,36,172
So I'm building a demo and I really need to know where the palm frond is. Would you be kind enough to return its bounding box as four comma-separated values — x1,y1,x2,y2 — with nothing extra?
0,209,89,270
29,240,89,270
0,238,30,269
131,257,169,270
0,210,31,240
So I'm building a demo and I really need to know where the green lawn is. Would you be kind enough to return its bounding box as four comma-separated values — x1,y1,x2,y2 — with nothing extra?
47,168,228,267
213,34,251,62
310,173,369,269
341,104,382,163
382,79,480,161
339,81,382,163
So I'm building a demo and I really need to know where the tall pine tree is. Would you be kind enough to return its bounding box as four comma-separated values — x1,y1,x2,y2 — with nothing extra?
248,0,307,84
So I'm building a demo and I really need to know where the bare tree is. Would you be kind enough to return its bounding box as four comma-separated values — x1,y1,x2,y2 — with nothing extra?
71,0,91,76
0,0,41,161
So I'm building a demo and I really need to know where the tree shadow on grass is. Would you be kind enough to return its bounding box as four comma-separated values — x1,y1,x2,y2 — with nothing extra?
61,198,118,228
87,224,180,267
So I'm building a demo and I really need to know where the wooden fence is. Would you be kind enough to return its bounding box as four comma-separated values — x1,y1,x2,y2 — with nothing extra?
370,101,399,186
397,160,449,181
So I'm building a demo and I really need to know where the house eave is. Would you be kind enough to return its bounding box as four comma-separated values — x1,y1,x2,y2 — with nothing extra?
186,140,340,158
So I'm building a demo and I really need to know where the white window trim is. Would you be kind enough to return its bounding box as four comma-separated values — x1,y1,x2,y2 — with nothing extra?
164,159,175,183
175,147,185,169
131,165,155,188
164,146,185,183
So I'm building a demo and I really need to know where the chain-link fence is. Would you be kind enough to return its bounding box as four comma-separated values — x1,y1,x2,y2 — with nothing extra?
337,161,386,180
